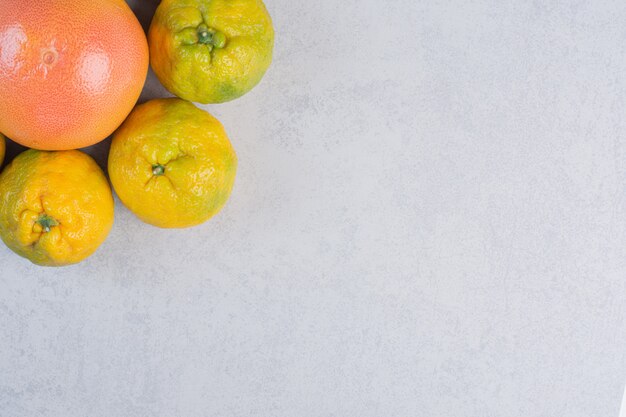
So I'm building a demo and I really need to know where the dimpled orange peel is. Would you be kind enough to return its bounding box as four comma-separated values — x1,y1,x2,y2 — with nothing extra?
149,0,274,103
0,150,115,266
108,98,237,228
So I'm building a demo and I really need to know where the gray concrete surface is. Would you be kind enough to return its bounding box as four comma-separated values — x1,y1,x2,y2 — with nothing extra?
1,0,625,415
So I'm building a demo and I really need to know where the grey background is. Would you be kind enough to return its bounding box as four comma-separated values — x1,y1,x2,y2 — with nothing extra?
1,0,624,416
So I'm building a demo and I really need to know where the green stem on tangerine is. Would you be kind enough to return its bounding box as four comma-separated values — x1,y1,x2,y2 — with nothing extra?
152,164,165,176
37,214,58,233
197,24,227,48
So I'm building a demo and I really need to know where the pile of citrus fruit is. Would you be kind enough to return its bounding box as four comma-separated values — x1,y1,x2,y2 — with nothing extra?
0,0,274,266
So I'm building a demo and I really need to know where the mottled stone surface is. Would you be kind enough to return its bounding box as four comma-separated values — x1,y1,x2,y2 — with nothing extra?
1,1,625,415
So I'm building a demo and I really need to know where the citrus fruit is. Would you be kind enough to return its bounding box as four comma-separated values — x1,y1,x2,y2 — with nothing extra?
0,150,114,266
149,0,274,103
108,98,237,228
0,0,149,150
0,134,5,167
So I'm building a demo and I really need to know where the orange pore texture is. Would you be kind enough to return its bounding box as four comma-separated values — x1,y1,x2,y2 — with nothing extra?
0,0,149,150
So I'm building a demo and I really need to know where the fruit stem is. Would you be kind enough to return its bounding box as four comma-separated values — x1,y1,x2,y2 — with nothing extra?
37,214,58,233
197,24,226,48
152,164,165,176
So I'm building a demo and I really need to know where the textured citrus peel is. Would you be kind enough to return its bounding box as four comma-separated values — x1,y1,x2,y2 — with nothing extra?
149,0,274,103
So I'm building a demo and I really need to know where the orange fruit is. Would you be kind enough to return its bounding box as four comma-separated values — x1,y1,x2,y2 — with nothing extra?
149,0,274,103
0,150,114,266
0,0,149,150
0,133,4,167
108,98,237,228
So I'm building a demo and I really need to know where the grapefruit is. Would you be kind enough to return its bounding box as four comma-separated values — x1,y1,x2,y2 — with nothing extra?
0,0,149,150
